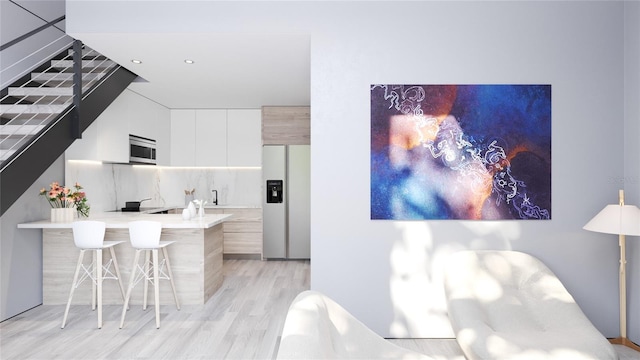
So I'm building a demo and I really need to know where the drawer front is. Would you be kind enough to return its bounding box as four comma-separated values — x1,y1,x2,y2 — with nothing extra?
224,232,263,254
223,208,262,222
204,208,225,215
224,221,262,233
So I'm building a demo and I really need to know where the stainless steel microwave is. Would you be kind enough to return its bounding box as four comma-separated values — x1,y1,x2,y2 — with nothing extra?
129,135,156,165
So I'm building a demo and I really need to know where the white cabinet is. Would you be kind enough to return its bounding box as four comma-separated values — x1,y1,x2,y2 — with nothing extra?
66,92,129,163
227,109,261,166
170,110,196,166
195,109,226,166
66,89,170,164
170,108,261,167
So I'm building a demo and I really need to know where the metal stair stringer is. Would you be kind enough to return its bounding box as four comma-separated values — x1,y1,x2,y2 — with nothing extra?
0,65,137,216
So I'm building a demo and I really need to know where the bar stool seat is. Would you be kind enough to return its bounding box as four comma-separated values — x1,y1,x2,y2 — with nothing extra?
62,220,126,329
120,220,180,329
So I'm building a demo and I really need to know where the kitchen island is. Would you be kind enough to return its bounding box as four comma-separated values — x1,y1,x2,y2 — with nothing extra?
18,213,231,306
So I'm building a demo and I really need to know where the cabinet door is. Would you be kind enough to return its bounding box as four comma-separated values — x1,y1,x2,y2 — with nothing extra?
195,109,227,166
227,109,261,166
262,106,310,145
170,110,196,166
65,119,99,160
87,90,130,163
223,208,263,255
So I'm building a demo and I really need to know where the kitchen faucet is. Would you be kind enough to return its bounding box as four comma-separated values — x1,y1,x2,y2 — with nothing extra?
211,189,218,205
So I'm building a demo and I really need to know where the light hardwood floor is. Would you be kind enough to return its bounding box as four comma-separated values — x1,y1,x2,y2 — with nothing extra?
1,259,639,360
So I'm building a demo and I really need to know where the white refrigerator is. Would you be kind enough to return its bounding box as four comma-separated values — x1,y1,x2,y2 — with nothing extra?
262,145,310,259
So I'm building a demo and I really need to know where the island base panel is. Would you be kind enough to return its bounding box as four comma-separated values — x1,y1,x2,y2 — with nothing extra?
42,224,223,305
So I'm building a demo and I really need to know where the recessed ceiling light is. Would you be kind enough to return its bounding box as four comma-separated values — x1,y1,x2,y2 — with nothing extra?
131,59,142,64
184,59,195,64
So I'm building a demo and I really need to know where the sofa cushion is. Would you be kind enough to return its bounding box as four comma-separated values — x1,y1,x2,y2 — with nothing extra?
444,250,618,360
277,290,436,359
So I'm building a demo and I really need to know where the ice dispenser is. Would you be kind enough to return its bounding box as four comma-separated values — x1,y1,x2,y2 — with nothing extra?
266,180,283,203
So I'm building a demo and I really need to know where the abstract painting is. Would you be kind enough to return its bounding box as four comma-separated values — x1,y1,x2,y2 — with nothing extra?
371,84,551,220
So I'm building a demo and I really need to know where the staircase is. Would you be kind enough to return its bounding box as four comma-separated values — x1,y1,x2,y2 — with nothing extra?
0,43,137,215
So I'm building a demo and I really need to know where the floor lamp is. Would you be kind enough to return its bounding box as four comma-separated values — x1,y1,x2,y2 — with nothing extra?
584,189,640,351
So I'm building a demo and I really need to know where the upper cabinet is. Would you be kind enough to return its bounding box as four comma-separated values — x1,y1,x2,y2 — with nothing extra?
66,89,170,165
196,109,227,167
170,109,261,167
227,109,261,166
170,109,196,166
262,106,310,145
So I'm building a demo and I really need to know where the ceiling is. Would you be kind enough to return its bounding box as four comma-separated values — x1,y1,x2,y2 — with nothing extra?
79,33,311,110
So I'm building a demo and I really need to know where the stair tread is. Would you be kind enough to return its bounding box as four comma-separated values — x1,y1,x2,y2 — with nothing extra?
31,72,105,81
0,149,17,161
51,59,116,69
0,124,45,136
8,87,73,96
0,104,68,114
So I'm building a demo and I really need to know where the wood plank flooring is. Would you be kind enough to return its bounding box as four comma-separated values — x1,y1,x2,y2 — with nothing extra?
0,260,309,360
1,259,639,359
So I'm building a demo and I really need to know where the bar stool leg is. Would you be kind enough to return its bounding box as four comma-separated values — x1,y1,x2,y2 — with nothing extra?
91,251,97,311
120,249,141,329
109,247,127,303
162,247,180,310
153,249,160,328
143,250,150,310
96,249,103,328
61,250,85,329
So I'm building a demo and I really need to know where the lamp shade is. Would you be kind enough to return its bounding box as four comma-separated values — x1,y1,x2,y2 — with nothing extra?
583,204,640,236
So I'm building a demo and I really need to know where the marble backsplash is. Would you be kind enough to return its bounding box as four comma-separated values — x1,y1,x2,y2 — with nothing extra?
65,160,262,212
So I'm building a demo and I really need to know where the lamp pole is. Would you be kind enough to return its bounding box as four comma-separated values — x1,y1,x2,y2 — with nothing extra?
610,190,640,351
617,190,627,340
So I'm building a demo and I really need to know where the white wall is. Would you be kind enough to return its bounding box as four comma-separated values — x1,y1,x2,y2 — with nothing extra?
66,0,635,339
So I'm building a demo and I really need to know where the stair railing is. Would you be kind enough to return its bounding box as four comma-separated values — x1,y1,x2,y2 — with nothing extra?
1,43,116,166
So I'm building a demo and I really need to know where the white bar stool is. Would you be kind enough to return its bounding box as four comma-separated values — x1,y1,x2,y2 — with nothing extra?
120,220,180,329
61,220,126,329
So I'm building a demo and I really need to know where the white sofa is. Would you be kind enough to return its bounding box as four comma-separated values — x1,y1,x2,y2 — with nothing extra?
444,250,618,360
277,290,436,360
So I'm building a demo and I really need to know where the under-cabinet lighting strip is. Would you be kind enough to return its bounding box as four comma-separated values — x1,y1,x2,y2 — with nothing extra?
68,160,261,170
139,166,261,170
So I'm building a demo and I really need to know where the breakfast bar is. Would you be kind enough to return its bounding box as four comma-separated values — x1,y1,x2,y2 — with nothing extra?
18,212,231,306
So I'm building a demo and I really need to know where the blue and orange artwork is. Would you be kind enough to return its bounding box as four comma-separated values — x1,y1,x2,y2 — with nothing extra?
371,84,551,220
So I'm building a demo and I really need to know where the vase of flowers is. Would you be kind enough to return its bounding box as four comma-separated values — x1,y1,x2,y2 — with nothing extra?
40,182,90,221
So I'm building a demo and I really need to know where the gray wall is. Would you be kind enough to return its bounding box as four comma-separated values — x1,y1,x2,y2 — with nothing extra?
0,0,71,88
59,0,640,340
0,156,63,320
624,1,640,342
308,1,627,338
0,0,69,321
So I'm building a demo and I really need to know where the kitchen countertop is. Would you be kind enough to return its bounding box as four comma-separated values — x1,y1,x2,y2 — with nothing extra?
17,213,231,229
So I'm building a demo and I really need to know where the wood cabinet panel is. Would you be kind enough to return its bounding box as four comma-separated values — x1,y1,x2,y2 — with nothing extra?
204,207,262,255
225,221,262,233
223,233,263,254
262,106,310,145
223,208,262,222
